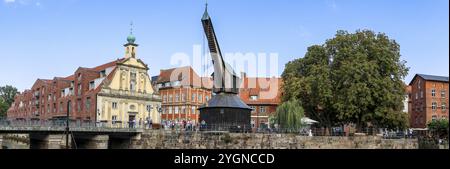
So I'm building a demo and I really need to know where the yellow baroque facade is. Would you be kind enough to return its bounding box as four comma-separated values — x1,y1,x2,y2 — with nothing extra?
96,33,161,128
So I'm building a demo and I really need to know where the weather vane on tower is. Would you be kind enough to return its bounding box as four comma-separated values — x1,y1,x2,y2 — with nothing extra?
130,21,134,35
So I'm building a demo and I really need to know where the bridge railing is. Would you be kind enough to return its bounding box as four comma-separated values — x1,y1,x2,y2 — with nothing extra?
0,119,149,130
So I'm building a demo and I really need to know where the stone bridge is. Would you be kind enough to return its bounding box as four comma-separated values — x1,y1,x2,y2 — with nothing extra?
0,126,143,149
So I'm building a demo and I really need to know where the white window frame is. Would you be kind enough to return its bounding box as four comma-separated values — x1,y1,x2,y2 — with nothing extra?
192,94,196,102
432,102,437,110
432,115,437,121
250,106,256,113
112,115,117,124
89,81,95,90
250,95,258,101
112,102,118,109
260,106,266,113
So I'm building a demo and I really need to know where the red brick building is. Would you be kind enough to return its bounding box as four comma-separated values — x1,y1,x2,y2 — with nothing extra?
7,34,162,125
155,66,213,124
153,66,283,127
239,74,282,129
7,60,122,122
409,74,449,128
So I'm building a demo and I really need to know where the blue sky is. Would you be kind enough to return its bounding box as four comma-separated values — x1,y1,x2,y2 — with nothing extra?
0,0,448,92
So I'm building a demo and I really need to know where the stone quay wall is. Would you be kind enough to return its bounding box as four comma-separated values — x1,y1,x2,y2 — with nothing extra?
129,130,418,149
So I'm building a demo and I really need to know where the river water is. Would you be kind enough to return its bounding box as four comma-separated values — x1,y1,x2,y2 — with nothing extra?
2,139,30,149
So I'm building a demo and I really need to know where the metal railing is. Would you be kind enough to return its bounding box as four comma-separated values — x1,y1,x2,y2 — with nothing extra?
0,119,421,139
0,119,150,130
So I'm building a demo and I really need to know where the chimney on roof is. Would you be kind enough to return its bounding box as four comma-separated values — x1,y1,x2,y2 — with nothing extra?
241,72,247,79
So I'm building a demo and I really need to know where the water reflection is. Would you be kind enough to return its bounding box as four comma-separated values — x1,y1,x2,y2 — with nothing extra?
2,136,30,149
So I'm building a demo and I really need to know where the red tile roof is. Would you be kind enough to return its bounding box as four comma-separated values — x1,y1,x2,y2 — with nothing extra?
239,77,282,105
93,58,124,71
157,66,212,89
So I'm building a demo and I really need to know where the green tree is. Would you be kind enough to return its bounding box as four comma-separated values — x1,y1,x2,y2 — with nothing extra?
275,99,305,131
0,85,18,118
0,99,8,118
282,30,409,132
282,45,337,131
428,119,449,139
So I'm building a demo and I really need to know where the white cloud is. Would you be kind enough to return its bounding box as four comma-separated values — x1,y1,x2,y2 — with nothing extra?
4,0,43,7
326,0,338,11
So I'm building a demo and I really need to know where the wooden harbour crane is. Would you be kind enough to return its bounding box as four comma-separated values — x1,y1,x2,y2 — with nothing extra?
199,3,252,132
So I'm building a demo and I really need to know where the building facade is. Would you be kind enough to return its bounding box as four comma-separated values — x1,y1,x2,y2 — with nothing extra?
7,33,161,127
155,66,212,124
239,74,282,130
409,74,449,128
405,85,412,113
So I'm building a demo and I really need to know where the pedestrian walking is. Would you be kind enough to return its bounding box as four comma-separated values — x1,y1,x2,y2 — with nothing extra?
201,120,206,130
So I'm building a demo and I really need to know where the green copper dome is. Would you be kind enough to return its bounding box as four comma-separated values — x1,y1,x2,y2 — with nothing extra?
127,34,136,44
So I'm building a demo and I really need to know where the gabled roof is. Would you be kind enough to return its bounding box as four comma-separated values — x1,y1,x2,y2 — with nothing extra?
64,75,75,81
157,66,212,88
85,67,118,95
239,77,283,105
93,58,124,71
31,78,53,89
157,66,193,83
116,57,148,70
14,57,129,100
409,74,449,85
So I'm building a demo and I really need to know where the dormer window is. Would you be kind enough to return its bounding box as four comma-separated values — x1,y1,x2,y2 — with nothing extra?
89,81,95,90
100,70,106,77
172,81,180,86
250,95,258,101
